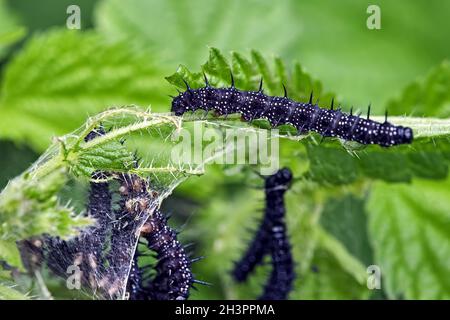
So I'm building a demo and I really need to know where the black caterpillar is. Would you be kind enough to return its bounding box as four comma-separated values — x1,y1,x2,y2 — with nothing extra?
127,209,202,300
43,170,113,290
42,127,117,293
232,168,295,300
121,173,200,300
171,76,413,147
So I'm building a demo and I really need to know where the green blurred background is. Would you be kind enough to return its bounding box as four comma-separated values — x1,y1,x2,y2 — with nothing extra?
0,0,449,299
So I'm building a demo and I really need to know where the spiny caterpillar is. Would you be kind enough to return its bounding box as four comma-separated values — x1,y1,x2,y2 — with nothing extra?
43,171,113,291
122,173,206,300
171,75,413,147
232,168,295,300
43,127,116,293
126,209,195,300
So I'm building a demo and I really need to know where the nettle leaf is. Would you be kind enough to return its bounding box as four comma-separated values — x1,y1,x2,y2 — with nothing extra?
95,0,300,68
0,0,26,60
0,167,91,268
291,247,370,300
306,139,450,184
0,29,171,151
71,140,135,177
166,47,335,103
191,187,264,299
387,61,450,117
320,195,374,266
0,269,30,300
0,283,29,300
367,178,450,299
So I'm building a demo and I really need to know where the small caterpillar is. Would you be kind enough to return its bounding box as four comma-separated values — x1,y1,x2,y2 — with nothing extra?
232,168,295,300
171,76,413,147
121,173,207,300
43,128,113,291
132,209,194,300
43,173,113,289
259,168,295,300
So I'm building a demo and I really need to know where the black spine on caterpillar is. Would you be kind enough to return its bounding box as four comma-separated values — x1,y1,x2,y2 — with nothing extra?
171,80,413,147
259,168,295,300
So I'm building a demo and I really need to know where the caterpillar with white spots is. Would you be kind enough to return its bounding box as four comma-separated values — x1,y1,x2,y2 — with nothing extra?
122,173,208,300
171,76,413,147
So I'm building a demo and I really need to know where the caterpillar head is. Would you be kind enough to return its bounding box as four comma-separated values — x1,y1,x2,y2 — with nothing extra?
399,126,413,145
172,91,198,116
265,167,293,190
378,123,414,147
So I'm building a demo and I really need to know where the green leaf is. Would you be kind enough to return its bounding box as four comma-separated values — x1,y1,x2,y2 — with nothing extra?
0,29,171,151
291,247,370,299
316,227,368,285
0,268,29,300
96,0,450,109
367,178,450,299
0,240,22,268
387,61,450,117
0,283,29,300
7,0,98,31
320,195,373,266
0,167,91,268
0,0,26,60
305,145,358,185
166,47,334,104
95,0,300,68
306,139,450,184
0,141,37,190
71,140,135,177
